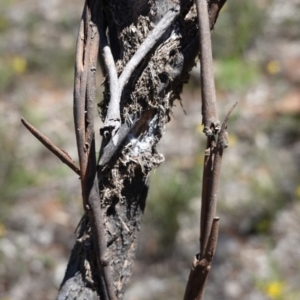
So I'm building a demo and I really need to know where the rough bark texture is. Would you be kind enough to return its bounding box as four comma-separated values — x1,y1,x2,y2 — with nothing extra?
57,1,225,299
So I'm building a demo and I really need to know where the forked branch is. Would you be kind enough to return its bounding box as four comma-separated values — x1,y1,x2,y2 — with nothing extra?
200,102,237,258
183,217,220,300
184,1,234,299
101,6,180,144
184,102,236,300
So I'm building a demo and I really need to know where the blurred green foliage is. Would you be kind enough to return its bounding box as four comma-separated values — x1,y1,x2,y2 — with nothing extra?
267,114,300,145
146,166,200,257
255,260,300,300
0,5,77,93
0,15,8,33
0,0,78,223
212,0,265,91
0,55,27,91
215,58,261,91
213,0,265,58
0,119,36,210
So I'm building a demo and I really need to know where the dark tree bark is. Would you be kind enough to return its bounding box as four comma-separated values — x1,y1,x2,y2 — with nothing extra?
56,1,226,299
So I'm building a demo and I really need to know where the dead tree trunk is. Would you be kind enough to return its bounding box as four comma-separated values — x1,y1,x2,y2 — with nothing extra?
50,0,226,299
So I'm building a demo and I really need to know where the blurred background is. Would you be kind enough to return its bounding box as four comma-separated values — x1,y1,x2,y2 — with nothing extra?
0,0,300,299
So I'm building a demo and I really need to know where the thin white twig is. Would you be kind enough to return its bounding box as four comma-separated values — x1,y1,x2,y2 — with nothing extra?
118,6,180,91
99,14,121,138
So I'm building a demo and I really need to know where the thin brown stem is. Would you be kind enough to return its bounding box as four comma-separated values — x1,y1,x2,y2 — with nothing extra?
196,0,220,136
218,102,238,139
74,3,88,190
183,218,220,300
85,5,99,154
199,136,215,257
200,103,237,257
208,0,227,30
184,1,233,297
204,217,220,259
21,118,80,176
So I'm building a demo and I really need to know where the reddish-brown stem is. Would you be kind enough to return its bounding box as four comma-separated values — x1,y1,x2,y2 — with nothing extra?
200,136,215,257
200,103,237,255
74,1,94,207
184,218,220,300
196,0,220,135
85,14,99,155
74,5,88,200
208,0,227,30
184,1,233,298
21,118,80,176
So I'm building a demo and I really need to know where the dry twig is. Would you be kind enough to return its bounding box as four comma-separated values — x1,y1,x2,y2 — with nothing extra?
184,102,237,300
118,6,180,91
73,6,90,185
21,118,80,175
99,9,121,140
200,102,237,257
183,217,219,300
183,1,235,299
196,0,220,136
